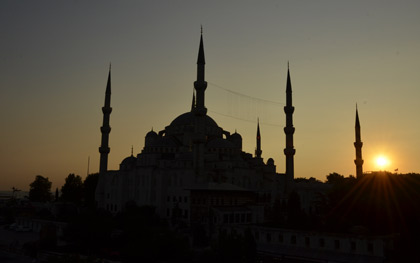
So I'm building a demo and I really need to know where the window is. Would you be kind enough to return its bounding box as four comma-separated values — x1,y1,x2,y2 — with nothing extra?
291,235,296,244
305,237,310,247
368,243,373,253
335,240,340,250
319,238,325,248
246,213,251,222
229,214,234,224
266,233,271,243
351,241,356,252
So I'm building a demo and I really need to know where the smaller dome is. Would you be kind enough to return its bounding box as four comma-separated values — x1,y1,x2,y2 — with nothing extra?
230,132,242,140
145,129,159,147
229,131,242,149
146,129,158,138
120,155,136,170
267,158,275,166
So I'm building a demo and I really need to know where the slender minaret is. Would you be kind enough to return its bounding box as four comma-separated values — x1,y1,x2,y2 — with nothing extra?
192,29,208,180
255,118,262,159
99,66,112,175
284,64,295,182
354,105,364,178
194,28,207,115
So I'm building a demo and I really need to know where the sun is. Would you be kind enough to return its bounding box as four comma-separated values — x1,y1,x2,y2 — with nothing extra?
375,155,390,170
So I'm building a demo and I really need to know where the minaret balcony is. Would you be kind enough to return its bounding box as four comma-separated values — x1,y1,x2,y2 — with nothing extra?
99,146,110,154
101,126,111,133
194,81,208,90
284,148,296,155
354,159,364,165
283,106,295,114
102,107,112,114
354,142,363,147
283,127,295,134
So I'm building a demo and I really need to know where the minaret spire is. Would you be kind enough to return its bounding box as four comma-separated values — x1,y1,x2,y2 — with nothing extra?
354,105,364,178
284,65,296,182
191,91,196,111
99,67,112,174
194,29,207,114
255,118,262,159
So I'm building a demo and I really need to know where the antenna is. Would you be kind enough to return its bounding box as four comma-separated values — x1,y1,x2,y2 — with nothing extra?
87,156,90,176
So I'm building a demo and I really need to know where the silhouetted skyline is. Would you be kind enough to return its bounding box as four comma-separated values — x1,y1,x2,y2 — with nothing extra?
1,1,420,190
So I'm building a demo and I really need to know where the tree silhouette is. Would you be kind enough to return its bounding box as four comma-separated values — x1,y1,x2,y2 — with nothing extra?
61,174,84,205
29,175,52,202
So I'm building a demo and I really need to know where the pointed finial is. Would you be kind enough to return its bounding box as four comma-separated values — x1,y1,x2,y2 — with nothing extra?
151,127,153,131
131,145,134,156
109,62,111,71
201,25,203,35
355,104,360,128
197,29,205,64
191,91,196,111
288,61,289,70
257,118,261,137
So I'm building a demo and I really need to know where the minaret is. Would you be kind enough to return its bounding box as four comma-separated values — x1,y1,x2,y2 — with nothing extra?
354,106,364,178
255,118,262,159
284,64,295,182
192,29,208,181
194,28,207,115
99,66,112,175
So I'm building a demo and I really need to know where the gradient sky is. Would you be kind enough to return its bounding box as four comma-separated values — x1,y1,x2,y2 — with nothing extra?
1,0,420,191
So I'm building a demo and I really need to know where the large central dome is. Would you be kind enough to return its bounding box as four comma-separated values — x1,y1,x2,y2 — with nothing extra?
170,112,219,128
165,111,222,140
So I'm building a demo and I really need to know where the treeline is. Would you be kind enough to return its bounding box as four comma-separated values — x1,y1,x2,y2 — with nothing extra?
28,173,98,208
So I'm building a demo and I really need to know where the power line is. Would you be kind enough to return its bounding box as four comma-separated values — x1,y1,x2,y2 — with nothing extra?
207,82,284,125
208,82,283,106
208,110,282,127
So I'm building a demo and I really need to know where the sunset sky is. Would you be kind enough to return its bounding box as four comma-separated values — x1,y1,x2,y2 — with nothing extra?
1,1,420,191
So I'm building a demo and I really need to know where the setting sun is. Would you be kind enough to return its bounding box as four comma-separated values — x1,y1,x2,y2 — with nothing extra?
375,155,390,170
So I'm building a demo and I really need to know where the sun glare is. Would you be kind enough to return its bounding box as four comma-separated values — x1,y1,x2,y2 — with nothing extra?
375,155,390,170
